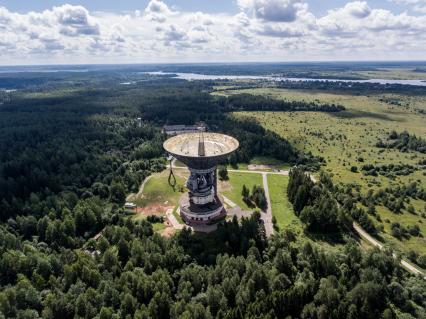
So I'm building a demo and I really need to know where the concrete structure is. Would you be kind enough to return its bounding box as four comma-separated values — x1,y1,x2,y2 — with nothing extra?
163,132,238,225
124,202,136,209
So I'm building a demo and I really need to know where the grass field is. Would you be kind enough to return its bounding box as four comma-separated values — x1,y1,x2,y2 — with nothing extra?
224,88,426,191
152,222,167,232
267,174,301,231
214,87,426,256
220,172,263,211
356,68,426,80
378,202,426,255
132,169,187,207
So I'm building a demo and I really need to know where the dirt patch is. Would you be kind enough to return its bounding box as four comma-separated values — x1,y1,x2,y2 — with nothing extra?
160,226,176,237
218,180,232,192
248,164,272,170
135,204,174,217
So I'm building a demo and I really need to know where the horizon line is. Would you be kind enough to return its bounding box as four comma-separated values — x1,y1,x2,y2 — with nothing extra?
1,60,426,68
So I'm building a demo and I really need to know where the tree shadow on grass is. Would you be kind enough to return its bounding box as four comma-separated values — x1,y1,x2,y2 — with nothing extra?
329,110,402,122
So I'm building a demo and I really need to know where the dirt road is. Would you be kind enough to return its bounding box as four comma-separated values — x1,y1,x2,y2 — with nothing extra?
353,222,425,278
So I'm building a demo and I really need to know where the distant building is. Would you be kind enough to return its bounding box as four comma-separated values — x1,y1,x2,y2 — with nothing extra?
163,121,207,136
124,202,136,209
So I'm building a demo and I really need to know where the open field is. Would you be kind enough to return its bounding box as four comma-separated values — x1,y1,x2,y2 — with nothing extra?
224,88,426,190
217,87,426,256
219,171,263,211
267,174,301,231
356,68,426,80
131,169,187,208
131,167,264,220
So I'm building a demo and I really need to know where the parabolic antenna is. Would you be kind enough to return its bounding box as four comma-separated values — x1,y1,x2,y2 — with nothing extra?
163,132,239,169
163,132,239,227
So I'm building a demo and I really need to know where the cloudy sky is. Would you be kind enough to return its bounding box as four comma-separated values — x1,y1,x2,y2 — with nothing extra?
0,0,425,65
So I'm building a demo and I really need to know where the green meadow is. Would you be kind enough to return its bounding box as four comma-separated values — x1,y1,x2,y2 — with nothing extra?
220,171,263,211
267,174,301,232
214,87,426,256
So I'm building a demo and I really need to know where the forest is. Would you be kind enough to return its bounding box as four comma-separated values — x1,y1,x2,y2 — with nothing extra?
220,94,345,113
0,72,425,319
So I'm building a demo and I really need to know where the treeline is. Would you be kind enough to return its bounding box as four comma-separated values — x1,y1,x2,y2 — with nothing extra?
361,163,417,177
287,169,342,232
1,213,425,319
275,80,426,95
138,85,323,171
287,168,377,234
219,93,345,112
377,130,426,153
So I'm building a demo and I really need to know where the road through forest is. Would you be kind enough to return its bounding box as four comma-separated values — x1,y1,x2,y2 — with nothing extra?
167,161,425,278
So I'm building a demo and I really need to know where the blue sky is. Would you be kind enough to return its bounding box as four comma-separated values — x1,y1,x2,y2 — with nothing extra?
0,0,412,15
0,0,425,64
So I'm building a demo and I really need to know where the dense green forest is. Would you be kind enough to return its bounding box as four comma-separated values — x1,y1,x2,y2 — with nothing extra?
220,94,345,112
1,73,425,318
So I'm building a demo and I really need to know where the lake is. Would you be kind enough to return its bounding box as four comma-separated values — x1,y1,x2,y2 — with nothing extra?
144,71,426,87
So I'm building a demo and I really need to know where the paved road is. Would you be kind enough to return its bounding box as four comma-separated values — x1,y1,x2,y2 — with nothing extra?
168,161,322,238
261,172,274,237
222,195,237,208
353,222,425,278
152,161,424,277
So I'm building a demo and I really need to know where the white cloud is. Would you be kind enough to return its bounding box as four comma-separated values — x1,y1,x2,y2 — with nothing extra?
0,1,425,64
344,1,371,18
144,0,173,23
55,5,100,36
237,0,306,22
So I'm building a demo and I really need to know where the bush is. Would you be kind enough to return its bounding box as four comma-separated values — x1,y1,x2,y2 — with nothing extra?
147,215,164,223
218,166,229,181
418,254,426,268
408,224,420,237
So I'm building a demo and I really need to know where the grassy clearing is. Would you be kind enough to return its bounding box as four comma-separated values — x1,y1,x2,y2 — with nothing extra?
220,172,263,211
267,174,301,232
133,169,188,207
152,222,167,232
133,213,146,221
217,87,426,257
